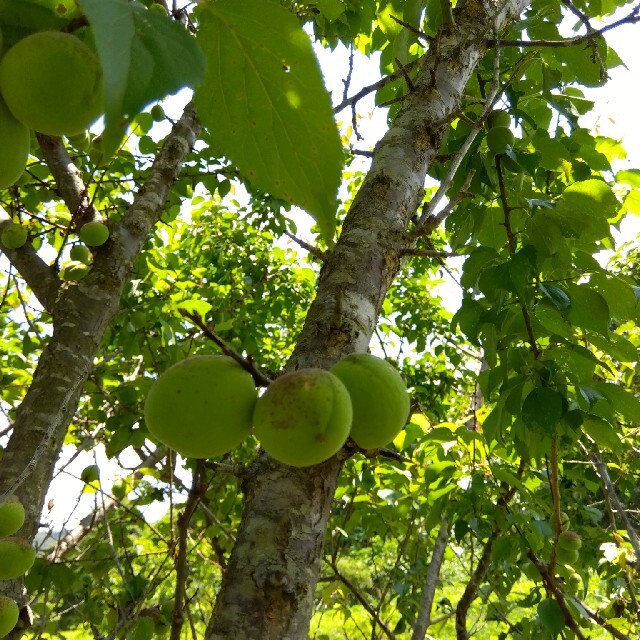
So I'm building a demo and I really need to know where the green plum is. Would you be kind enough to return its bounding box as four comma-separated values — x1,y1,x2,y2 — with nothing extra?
144,355,257,458
79,221,109,247
0,537,36,579
0,94,29,188
0,495,25,537
0,31,103,136
0,596,19,637
1,222,27,249
486,126,515,155
330,353,409,449
253,368,352,467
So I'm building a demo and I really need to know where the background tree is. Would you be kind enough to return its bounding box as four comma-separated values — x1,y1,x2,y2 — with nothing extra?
0,0,639,639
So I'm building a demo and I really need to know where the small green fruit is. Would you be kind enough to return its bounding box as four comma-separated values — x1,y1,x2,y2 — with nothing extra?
80,464,100,484
0,595,19,637
70,244,91,263
486,126,515,155
0,495,25,537
558,530,582,551
1,222,27,249
566,571,582,595
79,221,109,247
253,369,352,467
555,545,579,566
0,537,36,579
330,353,409,449
487,109,511,129
552,510,570,532
0,94,29,188
60,260,90,281
0,31,103,136
68,131,91,152
145,355,257,458
150,104,165,121
148,2,169,15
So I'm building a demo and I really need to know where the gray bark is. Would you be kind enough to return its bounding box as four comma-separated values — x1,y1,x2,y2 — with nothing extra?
0,104,201,635
412,516,450,640
206,0,530,637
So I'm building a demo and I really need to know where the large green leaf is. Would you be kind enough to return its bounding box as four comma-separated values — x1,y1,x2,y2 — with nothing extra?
79,0,205,156
582,415,622,454
567,284,610,336
194,0,343,240
594,382,640,423
521,387,565,434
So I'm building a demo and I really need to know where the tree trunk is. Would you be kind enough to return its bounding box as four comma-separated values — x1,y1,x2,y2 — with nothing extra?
0,105,201,635
205,1,530,637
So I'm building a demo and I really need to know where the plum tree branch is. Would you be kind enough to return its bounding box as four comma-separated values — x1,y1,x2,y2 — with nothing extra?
178,309,271,387
35,133,99,228
170,461,205,640
0,103,201,637
412,514,449,640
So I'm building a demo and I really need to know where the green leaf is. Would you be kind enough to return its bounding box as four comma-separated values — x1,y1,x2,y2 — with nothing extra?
567,284,610,336
593,382,640,422
539,284,570,311
589,273,637,322
588,333,638,363
79,0,205,157
316,0,345,21
537,598,565,635
616,169,640,188
194,0,343,240
535,305,573,339
0,0,77,29
556,179,619,218
531,130,570,171
522,387,565,434
582,415,622,454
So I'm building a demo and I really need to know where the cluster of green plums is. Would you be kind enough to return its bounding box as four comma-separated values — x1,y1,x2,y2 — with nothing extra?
484,109,521,173
1,216,110,281
144,353,411,467
556,530,583,566
0,496,36,636
0,29,103,189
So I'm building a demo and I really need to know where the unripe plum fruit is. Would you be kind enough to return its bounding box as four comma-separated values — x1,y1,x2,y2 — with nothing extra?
0,95,29,188
0,495,25,537
144,355,257,458
558,530,582,551
60,260,90,281
0,537,36,579
68,131,91,152
253,369,352,467
330,353,410,449
555,545,579,566
0,31,103,136
80,464,100,484
70,244,91,263
552,510,570,532
79,221,109,246
1,222,27,249
0,595,19,638
487,109,511,129
486,126,515,155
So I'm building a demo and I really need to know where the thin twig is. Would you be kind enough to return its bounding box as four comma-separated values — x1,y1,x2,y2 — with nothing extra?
412,515,449,640
170,461,205,640
333,59,421,113
178,309,271,386
326,559,397,640
283,229,327,261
